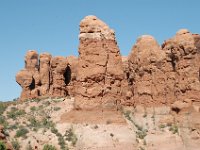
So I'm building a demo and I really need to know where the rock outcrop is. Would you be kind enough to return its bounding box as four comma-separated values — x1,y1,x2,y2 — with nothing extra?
74,16,130,110
126,29,200,107
16,15,200,111
16,51,70,100
127,35,167,106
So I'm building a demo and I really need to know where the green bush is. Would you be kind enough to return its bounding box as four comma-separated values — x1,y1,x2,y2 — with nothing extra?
136,130,147,139
169,125,178,134
30,106,36,111
43,144,56,150
11,139,20,150
0,141,6,150
15,127,29,138
58,136,66,150
0,103,7,115
51,127,58,134
41,118,54,129
28,117,41,128
0,116,8,129
53,107,61,111
65,128,77,146
7,107,26,119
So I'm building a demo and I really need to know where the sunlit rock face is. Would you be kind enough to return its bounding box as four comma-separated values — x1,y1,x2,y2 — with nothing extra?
16,16,200,112
74,15,130,110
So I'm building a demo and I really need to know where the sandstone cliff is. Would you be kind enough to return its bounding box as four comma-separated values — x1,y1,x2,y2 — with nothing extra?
16,16,200,111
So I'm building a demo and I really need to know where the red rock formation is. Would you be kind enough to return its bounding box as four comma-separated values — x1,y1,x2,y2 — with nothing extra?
16,16,200,111
16,51,70,100
162,29,200,107
74,16,129,110
49,56,68,97
128,35,167,106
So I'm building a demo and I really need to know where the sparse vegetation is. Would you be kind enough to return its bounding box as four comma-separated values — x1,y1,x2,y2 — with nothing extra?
11,139,20,150
0,116,8,129
110,133,114,137
7,107,26,119
159,124,166,129
30,106,36,112
0,103,7,115
136,130,147,139
58,136,66,150
0,141,6,150
53,107,61,111
65,128,77,146
123,109,147,140
15,127,29,138
43,144,56,150
169,125,178,134
94,125,98,129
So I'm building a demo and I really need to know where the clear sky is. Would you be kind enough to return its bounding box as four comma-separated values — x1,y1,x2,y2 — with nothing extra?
0,0,200,101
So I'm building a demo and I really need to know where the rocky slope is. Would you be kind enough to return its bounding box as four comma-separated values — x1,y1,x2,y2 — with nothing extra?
0,97,200,150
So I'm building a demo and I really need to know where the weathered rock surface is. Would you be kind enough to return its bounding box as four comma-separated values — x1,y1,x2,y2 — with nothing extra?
128,35,167,106
126,29,200,108
74,16,129,110
16,51,70,100
16,16,200,112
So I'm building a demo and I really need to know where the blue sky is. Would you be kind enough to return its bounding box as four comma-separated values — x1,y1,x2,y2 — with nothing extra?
0,0,200,101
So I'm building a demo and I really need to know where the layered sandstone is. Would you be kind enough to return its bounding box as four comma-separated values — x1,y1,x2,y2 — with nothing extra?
16,16,200,111
127,35,167,106
74,16,130,110
16,51,70,100
126,29,200,108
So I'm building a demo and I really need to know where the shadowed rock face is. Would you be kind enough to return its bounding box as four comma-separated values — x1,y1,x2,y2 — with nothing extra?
16,16,200,110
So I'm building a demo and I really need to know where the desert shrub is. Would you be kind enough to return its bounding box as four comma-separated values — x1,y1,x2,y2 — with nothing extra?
30,106,36,111
43,144,56,150
11,139,20,150
0,103,7,115
41,118,54,129
51,127,58,134
7,107,26,119
15,127,29,138
0,141,6,150
43,101,51,106
58,136,66,150
136,130,147,139
53,107,61,111
8,124,18,130
123,110,131,120
169,125,178,134
65,128,77,146
0,116,8,129
28,117,41,129
159,124,166,129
